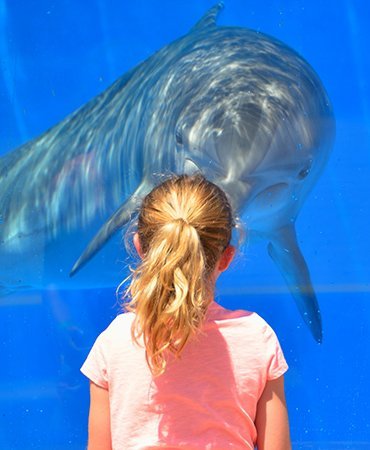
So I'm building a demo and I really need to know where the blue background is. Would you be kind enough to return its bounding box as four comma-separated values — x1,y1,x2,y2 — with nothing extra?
1,0,369,448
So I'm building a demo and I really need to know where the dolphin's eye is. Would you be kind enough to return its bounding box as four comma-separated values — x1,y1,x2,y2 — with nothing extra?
298,166,310,180
175,129,183,146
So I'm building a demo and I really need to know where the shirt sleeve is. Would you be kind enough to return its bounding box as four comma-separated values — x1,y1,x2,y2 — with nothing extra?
263,323,289,381
80,332,109,389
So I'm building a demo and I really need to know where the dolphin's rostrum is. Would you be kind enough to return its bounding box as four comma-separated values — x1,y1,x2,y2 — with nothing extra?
0,3,335,341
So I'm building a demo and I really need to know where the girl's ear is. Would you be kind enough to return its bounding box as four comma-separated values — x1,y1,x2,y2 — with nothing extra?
218,245,236,272
133,232,144,258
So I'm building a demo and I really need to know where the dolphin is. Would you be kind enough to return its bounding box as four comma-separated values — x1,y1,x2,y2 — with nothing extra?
0,3,334,341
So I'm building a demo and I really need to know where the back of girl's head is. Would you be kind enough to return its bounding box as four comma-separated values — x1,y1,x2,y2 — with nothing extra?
125,173,234,376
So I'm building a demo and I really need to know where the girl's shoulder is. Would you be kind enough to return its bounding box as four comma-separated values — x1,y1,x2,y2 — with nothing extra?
207,302,280,344
207,301,270,326
99,312,135,341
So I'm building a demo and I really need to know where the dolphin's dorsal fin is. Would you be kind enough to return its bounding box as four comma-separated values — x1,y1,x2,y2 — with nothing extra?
191,2,224,33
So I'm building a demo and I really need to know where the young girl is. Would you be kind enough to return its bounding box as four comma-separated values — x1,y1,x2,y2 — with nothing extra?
81,174,291,450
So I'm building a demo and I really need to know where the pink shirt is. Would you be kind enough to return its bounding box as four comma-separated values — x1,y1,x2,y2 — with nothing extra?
81,301,288,449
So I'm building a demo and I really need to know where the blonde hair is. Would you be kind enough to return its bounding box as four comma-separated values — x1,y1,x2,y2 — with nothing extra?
124,174,234,376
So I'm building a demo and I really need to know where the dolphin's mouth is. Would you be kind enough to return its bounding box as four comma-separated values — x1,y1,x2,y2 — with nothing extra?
183,151,226,180
184,158,201,174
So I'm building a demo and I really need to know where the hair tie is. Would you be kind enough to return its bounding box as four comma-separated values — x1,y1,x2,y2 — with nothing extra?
173,217,190,226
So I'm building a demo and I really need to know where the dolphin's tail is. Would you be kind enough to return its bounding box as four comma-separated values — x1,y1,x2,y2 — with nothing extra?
70,180,153,277
267,224,323,342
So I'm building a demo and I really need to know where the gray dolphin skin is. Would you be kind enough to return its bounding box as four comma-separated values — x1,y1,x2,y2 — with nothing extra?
0,3,334,341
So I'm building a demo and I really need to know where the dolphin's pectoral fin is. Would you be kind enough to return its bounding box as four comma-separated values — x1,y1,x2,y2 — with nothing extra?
267,224,323,343
191,2,224,33
70,182,153,277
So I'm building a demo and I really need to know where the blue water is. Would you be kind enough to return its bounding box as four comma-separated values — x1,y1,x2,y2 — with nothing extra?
1,0,369,448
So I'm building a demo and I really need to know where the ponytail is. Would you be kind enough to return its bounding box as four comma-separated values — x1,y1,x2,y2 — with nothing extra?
124,174,233,376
